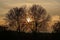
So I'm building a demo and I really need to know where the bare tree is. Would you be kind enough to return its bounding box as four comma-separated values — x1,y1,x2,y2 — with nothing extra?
5,4,51,33
29,5,47,32
6,7,26,32
53,21,60,33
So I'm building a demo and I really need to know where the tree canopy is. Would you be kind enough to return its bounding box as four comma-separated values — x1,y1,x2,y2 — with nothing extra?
5,4,49,33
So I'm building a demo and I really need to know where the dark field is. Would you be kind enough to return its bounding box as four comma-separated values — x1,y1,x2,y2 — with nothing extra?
0,26,60,40
0,31,60,40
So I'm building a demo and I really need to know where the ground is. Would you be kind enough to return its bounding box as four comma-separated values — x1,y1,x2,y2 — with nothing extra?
0,31,59,40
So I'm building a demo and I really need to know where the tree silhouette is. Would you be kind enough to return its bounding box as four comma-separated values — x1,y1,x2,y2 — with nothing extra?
29,5,47,32
5,4,50,33
53,21,60,33
6,7,26,32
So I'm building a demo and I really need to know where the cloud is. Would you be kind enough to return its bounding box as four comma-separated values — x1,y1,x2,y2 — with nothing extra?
47,15,60,32
0,0,60,24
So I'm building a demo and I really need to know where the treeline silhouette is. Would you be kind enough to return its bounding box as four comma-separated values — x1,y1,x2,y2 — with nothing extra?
0,21,60,33
0,4,60,40
0,23,60,40
0,28,59,40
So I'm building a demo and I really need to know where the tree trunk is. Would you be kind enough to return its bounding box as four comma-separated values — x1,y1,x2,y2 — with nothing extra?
17,18,20,32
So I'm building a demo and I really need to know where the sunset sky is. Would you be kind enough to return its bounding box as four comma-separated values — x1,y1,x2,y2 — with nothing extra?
0,0,60,25
0,0,60,33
